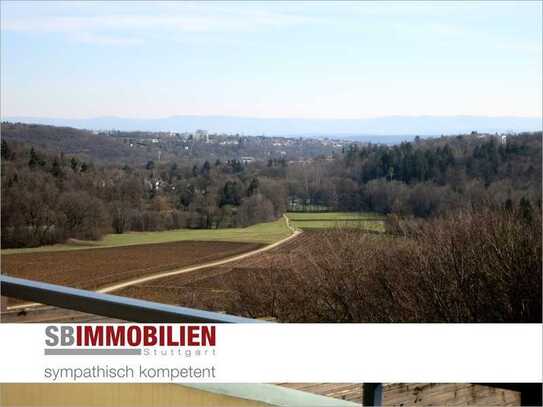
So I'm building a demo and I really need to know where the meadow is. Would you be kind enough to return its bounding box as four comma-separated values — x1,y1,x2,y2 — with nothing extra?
287,212,385,232
1,217,291,255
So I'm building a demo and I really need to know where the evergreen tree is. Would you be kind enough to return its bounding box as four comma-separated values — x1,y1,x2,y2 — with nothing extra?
504,198,514,213
201,161,211,177
70,157,79,172
28,147,44,168
1,140,11,160
220,181,242,206
248,177,259,196
519,197,534,223
51,158,64,178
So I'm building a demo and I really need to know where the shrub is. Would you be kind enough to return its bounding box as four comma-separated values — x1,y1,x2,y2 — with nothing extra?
225,208,542,322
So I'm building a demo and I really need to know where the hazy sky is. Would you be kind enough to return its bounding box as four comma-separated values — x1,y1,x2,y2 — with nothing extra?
1,1,541,119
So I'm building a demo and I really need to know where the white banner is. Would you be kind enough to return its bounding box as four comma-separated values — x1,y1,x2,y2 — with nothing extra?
0,323,540,383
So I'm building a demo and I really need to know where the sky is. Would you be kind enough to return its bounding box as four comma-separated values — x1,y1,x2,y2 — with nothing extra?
1,1,541,120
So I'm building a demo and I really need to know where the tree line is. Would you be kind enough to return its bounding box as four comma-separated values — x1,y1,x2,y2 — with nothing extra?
1,140,287,248
287,132,541,217
2,130,541,248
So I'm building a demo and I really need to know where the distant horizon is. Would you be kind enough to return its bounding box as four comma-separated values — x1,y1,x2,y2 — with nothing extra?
4,114,541,138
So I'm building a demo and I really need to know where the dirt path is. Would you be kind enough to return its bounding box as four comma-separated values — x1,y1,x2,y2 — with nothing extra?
97,217,299,293
6,215,301,312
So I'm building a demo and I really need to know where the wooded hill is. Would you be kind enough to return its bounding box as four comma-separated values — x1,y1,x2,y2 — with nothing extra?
1,122,541,249
288,132,541,217
1,139,287,248
1,122,159,164
0,122,346,165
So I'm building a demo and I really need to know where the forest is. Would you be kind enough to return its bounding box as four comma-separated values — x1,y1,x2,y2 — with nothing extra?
288,132,541,217
1,124,541,249
1,139,287,248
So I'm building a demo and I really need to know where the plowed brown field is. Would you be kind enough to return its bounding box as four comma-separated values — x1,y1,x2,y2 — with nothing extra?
114,230,321,311
2,241,263,305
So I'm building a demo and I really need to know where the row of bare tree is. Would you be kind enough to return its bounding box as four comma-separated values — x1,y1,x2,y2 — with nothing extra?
224,207,541,323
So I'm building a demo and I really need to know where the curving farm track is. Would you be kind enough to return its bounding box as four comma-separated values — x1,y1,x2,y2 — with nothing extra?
97,216,300,293
4,215,302,315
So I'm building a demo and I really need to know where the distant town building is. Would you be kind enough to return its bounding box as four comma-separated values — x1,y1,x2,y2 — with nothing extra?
194,129,209,143
241,156,255,164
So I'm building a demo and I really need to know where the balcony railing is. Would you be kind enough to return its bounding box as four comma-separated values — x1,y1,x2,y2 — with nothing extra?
0,275,262,323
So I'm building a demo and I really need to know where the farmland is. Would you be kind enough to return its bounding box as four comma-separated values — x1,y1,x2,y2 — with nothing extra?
3,209,540,324
2,240,263,306
287,212,385,232
1,213,375,311
113,230,336,311
1,217,291,255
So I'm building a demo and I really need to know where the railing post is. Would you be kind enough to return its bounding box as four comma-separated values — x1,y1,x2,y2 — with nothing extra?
0,274,7,313
0,289,7,313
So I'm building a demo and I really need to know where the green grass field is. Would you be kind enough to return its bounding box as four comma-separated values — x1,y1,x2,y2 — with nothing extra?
287,212,382,221
1,217,292,255
1,213,385,255
287,211,385,231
